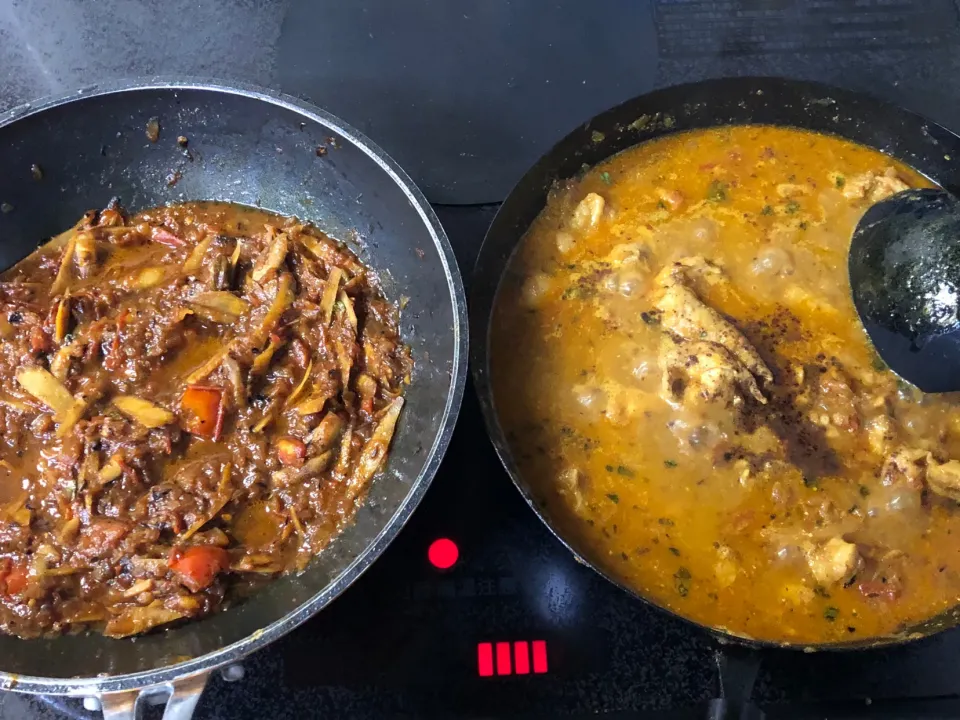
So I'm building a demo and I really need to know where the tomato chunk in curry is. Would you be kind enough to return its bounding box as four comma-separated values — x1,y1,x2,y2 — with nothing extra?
491,126,960,644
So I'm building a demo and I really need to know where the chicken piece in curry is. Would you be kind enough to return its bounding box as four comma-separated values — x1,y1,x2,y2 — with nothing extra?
490,125,960,644
0,201,410,638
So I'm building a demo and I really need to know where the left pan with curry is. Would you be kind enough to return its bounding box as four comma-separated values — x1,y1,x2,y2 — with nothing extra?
0,80,466,719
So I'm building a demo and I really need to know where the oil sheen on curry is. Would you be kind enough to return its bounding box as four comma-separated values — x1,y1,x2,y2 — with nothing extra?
0,201,410,638
490,125,960,644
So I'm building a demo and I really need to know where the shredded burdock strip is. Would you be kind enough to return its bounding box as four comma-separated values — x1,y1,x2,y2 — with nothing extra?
50,233,80,296
98,455,124,484
253,273,294,345
183,233,215,273
347,397,404,497
337,290,357,328
252,230,289,283
15,367,86,435
54,296,70,343
295,390,331,416
298,232,363,276
288,506,305,537
190,291,250,323
230,238,243,271
185,344,230,384
122,579,154,598
111,396,175,428
251,335,283,376
180,464,233,540
319,268,342,325
285,359,313,409
334,424,354,477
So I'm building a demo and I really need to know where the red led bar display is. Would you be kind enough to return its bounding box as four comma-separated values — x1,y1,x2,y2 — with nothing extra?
513,641,530,675
477,642,494,677
495,642,512,675
476,640,548,676
532,640,548,673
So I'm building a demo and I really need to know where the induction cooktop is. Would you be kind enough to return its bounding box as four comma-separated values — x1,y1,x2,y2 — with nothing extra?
6,1,960,719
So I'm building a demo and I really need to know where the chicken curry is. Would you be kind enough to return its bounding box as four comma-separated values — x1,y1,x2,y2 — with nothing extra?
491,125,960,644
0,201,409,638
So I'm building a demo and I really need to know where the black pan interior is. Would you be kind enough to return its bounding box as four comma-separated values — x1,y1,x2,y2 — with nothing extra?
471,76,960,650
0,83,466,687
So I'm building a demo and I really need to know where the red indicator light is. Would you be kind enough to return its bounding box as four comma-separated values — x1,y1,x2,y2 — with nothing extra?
532,640,548,673
477,643,494,677
427,538,459,569
513,641,530,675
495,642,512,675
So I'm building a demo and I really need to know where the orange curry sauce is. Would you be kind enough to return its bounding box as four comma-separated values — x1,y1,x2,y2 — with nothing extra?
491,126,960,644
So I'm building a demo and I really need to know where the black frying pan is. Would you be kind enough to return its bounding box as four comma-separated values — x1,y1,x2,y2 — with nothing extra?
0,79,467,719
471,76,960,712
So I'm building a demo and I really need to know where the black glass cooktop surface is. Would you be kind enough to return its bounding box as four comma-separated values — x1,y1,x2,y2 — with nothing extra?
4,1,960,719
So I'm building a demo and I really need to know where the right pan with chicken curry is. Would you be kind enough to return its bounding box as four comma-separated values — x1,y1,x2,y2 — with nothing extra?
471,77,960,650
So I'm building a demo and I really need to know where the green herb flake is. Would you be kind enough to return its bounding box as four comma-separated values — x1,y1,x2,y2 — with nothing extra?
760,205,773,216
605,464,614,472
591,130,606,144
674,566,692,597
658,517,675,526
669,546,681,556
824,606,839,622
656,200,667,210
616,465,635,478
813,586,831,598
870,351,887,372
628,114,653,131
606,493,620,504
859,485,871,497
835,175,846,189
706,179,728,202
664,459,678,468
600,171,612,185
785,200,801,214
798,221,808,230
897,377,917,396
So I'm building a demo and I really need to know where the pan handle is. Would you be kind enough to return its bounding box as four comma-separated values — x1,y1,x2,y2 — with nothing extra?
98,670,209,720
706,646,764,720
